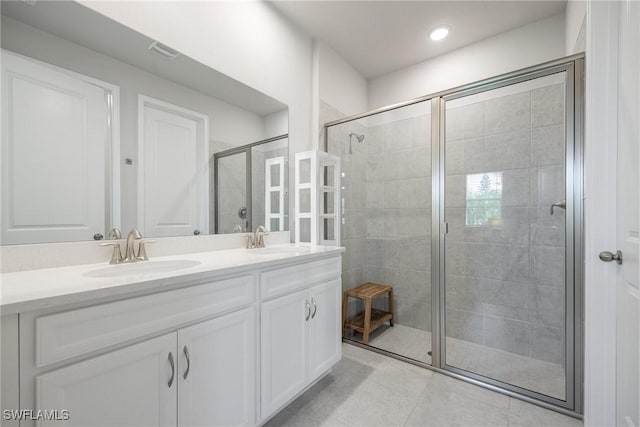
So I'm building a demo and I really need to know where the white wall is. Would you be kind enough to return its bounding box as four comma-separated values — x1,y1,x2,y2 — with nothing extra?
368,13,566,109
264,109,289,138
317,42,368,116
566,1,587,55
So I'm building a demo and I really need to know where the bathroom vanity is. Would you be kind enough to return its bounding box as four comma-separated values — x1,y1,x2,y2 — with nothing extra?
0,244,343,426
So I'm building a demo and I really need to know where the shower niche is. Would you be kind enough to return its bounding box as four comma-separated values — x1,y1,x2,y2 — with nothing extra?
324,56,584,414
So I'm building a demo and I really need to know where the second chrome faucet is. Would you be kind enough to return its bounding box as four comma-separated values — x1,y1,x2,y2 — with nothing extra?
245,226,269,249
100,228,156,264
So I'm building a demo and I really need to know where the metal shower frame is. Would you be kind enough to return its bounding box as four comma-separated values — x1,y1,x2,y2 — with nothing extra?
322,54,585,417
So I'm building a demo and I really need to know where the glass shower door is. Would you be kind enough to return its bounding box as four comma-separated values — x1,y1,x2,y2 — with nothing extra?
442,71,572,403
326,100,433,364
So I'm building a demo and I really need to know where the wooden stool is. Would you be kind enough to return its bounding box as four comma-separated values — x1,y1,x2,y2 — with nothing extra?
342,283,394,344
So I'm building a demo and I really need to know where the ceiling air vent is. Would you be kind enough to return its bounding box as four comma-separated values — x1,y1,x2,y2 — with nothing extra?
148,41,181,60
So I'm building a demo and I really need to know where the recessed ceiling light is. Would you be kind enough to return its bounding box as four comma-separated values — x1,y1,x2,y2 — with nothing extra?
429,25,451,41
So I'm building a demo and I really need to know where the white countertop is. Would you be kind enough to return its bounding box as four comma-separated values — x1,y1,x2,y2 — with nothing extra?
0,244,344,315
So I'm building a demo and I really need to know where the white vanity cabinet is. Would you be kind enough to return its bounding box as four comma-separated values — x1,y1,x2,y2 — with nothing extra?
2,249,343,427
260,288,310,417
36,333,178,427
259,258,342,421
177,308,255,427
35,307,256,427
308,279,342,380
19,273,257,427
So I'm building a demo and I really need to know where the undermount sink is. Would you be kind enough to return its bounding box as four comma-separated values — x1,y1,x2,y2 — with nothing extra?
247,246,310,256
84,259,202,278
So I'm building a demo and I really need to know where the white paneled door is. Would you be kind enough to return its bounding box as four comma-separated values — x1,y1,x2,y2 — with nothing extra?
1,51,109,244
139,96,208,237
616,2,640,426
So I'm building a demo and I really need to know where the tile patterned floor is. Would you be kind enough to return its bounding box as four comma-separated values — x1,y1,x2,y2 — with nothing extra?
264,343,582,427
353,324,565,400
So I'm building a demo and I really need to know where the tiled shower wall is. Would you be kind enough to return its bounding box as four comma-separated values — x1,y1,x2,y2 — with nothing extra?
325,101,433,333
444,82,566,365
363,112,432,332
323,101,368,292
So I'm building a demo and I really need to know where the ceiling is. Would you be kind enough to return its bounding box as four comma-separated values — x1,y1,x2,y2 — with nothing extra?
269,1,567,79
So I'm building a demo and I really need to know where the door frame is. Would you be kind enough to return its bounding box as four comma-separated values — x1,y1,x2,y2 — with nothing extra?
137,95,209,235
1,49,121,236
583,1,622,425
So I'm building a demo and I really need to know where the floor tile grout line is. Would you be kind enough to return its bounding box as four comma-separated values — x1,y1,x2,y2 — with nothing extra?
402,372,435,427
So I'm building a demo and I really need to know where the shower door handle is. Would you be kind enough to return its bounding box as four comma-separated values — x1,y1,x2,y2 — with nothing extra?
550,200,566,215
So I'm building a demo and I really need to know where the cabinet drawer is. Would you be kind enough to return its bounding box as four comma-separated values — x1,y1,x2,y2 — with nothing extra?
260,257,341,300
36,274,255,367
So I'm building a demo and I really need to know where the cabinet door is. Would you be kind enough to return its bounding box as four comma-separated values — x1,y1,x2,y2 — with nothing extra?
260,289,309,419
36,333,177,427
178,307,256,427
309,279,342,381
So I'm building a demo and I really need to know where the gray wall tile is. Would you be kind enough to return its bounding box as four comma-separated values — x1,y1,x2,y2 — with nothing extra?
530,246,565,287
531,124,565,167
446,106,464,142
484,130,531,170
531,83,564,128
485,92,531,135
530,166,565,207
463,102,486,139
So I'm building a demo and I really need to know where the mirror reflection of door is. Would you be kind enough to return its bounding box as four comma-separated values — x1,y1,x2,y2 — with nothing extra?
138,95,209,237
1,51,113,244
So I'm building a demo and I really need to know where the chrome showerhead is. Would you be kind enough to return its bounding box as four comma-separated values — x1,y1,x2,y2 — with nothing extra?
348,132,365,154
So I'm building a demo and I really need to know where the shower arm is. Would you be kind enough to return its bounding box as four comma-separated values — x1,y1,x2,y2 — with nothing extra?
550,200,566,215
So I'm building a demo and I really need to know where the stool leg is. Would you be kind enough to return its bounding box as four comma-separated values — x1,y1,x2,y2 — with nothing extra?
388,289,394,327
341,293,348,337
363,297,372,344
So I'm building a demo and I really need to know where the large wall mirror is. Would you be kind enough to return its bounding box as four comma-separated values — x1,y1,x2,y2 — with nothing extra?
0,1,289,245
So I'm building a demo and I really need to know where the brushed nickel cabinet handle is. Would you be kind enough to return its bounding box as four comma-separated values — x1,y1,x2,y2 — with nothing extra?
311,298,317,319
305,301,311,321
168,352,175,388
183,345,190,380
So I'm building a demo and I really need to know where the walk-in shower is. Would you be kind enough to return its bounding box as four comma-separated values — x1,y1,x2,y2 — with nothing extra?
324,55,584,415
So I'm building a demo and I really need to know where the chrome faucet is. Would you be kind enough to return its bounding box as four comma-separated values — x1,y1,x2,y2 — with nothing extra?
125,229,142,261
109,227,122,240
245,226,269,249
99,229,156,264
